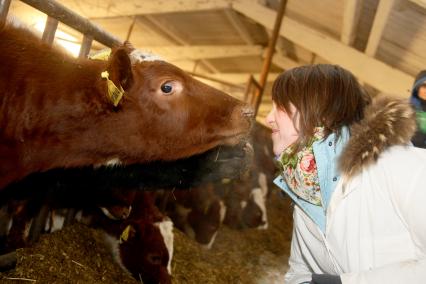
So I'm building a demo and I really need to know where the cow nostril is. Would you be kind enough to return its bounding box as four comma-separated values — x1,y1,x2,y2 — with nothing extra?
241,106,254,118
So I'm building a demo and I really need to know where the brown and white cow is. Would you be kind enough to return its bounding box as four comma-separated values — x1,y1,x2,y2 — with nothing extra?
0,22,253,189
94,191,173,284
165,183,226,249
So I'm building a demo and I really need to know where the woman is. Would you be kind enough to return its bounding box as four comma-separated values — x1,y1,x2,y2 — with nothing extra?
266,64,426,284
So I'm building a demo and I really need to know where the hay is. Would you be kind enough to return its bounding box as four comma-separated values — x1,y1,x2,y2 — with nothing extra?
0,188,293,283
171,188,293,284
0,224,137,284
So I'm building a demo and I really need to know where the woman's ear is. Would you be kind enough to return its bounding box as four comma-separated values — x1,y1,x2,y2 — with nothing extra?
107,47,134,91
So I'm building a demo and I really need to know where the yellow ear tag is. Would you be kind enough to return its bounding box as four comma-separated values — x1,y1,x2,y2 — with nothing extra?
119,224,132,244
101,71,125,107
89,49,111,61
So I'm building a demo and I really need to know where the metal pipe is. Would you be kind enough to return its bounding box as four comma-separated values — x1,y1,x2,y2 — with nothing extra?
79,34,93,58
253,0,288,116
42,16,58,45
0,0,11,27
21,0,122,47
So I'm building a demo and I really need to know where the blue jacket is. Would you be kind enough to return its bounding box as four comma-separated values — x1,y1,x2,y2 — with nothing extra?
274,128,350,232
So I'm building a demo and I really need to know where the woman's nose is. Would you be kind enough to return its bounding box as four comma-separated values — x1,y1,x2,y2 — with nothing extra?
265,110,273,125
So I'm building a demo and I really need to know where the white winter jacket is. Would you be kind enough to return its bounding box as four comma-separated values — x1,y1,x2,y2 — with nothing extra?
276,97,426,284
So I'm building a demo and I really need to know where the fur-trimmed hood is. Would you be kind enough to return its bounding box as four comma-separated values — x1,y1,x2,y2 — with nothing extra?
339,96,416,179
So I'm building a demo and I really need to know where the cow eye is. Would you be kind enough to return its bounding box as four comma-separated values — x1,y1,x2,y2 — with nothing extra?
158,80,183,96
160,82,173,94
147,253,162,265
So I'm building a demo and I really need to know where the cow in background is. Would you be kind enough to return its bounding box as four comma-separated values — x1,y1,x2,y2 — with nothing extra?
0,22,253,190
218,122,276,230
163,183,225,249
0,188,173,284
84,191,173,284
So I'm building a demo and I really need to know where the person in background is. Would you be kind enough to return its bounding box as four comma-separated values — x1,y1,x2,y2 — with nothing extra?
266,64,426,284
410,70,426,148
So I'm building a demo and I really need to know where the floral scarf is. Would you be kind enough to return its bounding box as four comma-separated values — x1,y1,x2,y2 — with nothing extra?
277,127,324,206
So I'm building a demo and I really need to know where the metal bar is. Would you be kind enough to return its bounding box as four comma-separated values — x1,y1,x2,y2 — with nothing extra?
78,34,93,58
244,75,254,103
27,204,50,244
42,16,58,45
125,16,137,42
0,0,11,27
63,208,76,227
20,0,122,47
252,0,288,116
0,251,17,271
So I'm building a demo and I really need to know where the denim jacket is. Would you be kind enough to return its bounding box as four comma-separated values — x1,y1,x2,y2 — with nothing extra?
274,127,350,233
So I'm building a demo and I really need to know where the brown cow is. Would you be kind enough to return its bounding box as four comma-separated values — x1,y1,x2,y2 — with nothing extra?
0,22,253,189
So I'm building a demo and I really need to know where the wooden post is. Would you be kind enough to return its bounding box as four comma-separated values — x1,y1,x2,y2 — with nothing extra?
252,0,288,116
0,0,11,27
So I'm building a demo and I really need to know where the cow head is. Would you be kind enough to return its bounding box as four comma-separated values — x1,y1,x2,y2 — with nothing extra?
118,219,172,284
0,26,254,189
98,47,253,163
187,199,226,249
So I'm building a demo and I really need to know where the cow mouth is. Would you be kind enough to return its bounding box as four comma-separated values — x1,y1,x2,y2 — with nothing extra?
216,131,250,147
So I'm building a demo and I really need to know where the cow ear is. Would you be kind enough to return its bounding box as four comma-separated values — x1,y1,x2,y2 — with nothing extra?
119,224,136,243
107,47,134,91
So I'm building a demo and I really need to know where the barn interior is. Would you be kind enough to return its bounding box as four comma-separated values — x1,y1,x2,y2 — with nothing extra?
1,0,426,283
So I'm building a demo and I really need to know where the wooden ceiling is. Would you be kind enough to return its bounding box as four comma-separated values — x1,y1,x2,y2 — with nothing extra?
8,0,426,124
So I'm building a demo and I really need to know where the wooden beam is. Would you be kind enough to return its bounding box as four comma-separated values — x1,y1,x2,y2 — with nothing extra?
233,0,414,97
144,15,220,73
341,0,363,45
224,8,255,45
187,71,245,89
203,72,281,84
142,45,263,61
409,0,426,9
365,0,396,57
63,0,232,19
272,54,300,70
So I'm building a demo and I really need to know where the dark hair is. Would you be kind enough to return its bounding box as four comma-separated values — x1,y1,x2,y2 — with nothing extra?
272,64,371,153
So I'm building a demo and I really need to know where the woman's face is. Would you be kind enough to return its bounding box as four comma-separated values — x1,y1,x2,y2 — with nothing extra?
266,102,299,156
418,85,426,100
